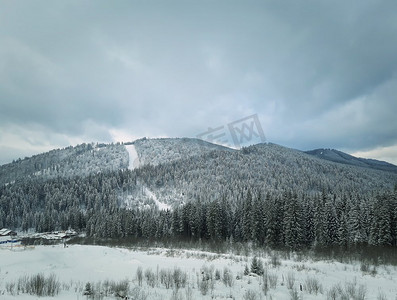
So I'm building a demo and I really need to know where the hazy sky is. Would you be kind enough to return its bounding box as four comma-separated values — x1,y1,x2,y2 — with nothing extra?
1,1,397,165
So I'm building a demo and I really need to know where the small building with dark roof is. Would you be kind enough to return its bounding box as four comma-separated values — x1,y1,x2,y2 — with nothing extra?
0,228,17,236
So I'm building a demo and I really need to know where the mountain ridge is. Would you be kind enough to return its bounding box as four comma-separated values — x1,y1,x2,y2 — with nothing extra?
305,148,397,173
1,139,397,188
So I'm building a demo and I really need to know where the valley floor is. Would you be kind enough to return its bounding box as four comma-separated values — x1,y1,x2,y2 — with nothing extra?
0,244,396,299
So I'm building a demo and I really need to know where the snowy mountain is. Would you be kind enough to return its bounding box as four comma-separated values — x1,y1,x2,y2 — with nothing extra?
305,148,397,173
0,143,129,186
0,138,231,186
1,138,397,247
1,138,396,208
134,142,397,206
1,139,397,202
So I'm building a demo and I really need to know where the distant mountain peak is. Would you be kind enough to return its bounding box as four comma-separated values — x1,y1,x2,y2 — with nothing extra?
305,148,397,173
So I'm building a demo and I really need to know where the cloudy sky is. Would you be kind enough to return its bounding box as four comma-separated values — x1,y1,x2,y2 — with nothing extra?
1,1,397,165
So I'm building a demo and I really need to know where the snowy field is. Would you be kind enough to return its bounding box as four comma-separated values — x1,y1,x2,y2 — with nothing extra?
0,244,396,299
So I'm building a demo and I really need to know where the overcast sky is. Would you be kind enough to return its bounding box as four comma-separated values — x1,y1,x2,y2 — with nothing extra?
1,1,397,166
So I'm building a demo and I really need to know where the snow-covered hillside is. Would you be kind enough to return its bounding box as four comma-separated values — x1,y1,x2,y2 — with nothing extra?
0,138,230,185
0,143,129,186
1,245,396,299
133,137,232,167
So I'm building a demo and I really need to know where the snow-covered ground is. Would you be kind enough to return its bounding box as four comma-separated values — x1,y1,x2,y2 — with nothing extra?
1,245,396,299
125,144,140,170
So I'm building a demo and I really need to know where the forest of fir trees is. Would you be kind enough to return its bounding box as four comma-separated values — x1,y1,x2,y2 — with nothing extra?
84,189,397,250
1,167,396,251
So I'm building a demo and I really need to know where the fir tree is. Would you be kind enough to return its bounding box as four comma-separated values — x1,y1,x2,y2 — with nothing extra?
322,201,338,246
244,264,250,276
283,192,303,250
250,256,264,275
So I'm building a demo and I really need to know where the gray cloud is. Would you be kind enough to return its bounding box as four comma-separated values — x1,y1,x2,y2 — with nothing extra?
1,0,397,165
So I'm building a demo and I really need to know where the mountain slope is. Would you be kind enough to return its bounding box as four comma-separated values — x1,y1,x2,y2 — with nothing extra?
1,138,397,204
1,139,397,195
131,137,233,167
1,138,397,237
0,143,128,186
135,142,397,207
0,138,233,186
305,148,397,173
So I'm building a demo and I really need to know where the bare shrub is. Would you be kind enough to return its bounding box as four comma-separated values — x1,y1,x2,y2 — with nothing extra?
30,273,60,296
201,265,213,281
62,282,71,291
17,275,29,294
6,282,16,296
215,269,221,280
345,279,357,298
160,269,173,289
356,284,367,300
294,264,306,272
94,281,104,297
45,273,61,297
173,267,187,289
305,276,322,295
329,282,356,300
198,265,215,295
327,281,348,300
222,267,234,287
268,272,278,289
377,290,387,300
29,273,46,296
262,268,269,295
102,280,112,296
185,284,194,300
136,266,143,286
289,287,299,300
243,289,258,300
340,291,349,300
73,280,84,293
286,271,295,290
10,273,60,297
327,284,339,300
360,261,370,273
111,279,129,298
144,269,156,288
130,285,148,300
271,253,281,268
199,278,209,295
170,288,183,300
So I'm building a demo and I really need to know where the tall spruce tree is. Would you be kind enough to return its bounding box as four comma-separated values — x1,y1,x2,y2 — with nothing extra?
283,192,303,250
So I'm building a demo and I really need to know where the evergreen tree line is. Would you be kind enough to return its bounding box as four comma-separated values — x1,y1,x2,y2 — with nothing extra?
84,189,397,249
1,167,396,250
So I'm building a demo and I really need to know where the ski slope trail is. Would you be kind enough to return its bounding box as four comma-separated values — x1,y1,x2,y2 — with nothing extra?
144,186,171,211
125,144,140,170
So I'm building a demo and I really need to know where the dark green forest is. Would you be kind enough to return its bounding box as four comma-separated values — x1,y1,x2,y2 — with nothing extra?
1,168,396,250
